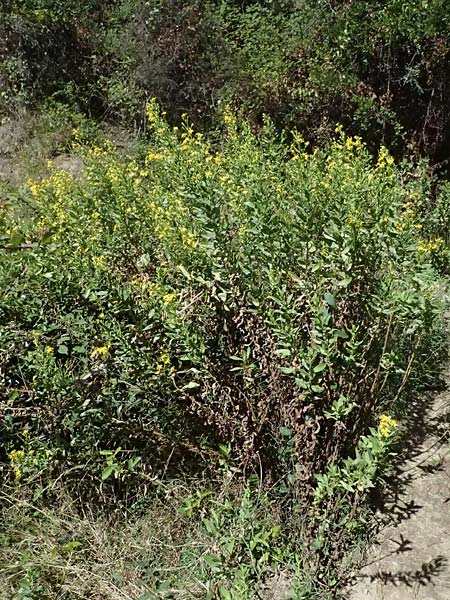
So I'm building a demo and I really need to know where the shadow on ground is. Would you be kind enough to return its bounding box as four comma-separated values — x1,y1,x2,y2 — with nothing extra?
371,384,450,526
343,371,450,600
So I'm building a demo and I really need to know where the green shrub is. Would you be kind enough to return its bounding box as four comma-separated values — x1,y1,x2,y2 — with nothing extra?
0,104,447,497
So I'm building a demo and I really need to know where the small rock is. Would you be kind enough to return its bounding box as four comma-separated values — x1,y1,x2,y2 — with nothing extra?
52,154,84,178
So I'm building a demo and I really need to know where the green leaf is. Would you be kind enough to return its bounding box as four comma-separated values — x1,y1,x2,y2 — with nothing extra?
101,465,115,480
57,344,69,355
223,538,235,555
295,378,308,389
127,456,142,470
279,426,293,437
203,518,216,534
310,537,323,551
218,444,231,457
205,553,222,571
275,348,291,357
33,486,44,501
178,264,191,279
335,330,348,339
338,276,352,288
220,588,232,600
60,541,81,554
41,229,54,245
279,366,295,374
340,481,355,492
324,292,336,308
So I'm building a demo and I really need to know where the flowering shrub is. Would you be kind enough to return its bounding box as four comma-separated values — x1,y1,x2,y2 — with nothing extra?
8,430,54,482
0,104,447,494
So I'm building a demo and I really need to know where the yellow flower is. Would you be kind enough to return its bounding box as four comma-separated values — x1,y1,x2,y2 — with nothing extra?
146,99,160,125
90,343,111,359
158,352,170,364
156,351,172,373
93,255,105,267
145,151,163,164
29,183,38,196
223,106,236,129
45,346,54,354
377,146,395,169
417,237,445,253
378,414,398,437
9,449,25,480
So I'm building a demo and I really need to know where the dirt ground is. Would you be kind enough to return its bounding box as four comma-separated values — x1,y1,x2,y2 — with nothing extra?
347,380,450,600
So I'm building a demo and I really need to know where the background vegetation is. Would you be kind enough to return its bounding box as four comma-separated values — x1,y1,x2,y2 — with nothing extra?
2,1,450,162
1,1,449,599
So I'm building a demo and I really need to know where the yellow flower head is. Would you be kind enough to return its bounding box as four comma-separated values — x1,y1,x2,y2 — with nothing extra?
378,414,398,438
163,292,176,303
377,146,395,169
90,343,111,359
417,237,445,253
156,351,171,372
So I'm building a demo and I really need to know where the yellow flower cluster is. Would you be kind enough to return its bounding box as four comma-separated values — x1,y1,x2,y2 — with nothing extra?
145,151,163,164
9,447,52,481
93,255,106,268
9,449,25,480
344,136,363,153
396,200,423,232
28,169,76,233
106,165,121,186
156,351,170,372
378,414,398,438
179,226,198,248
130,277,180,309
87,142,112,158
376,146,395,170
28,181,41,196
417,237,445,253
146,98,161,127
223,106,236,128
90,342,111,359
155,351,174,376
130,275,155,295
163,292,176,303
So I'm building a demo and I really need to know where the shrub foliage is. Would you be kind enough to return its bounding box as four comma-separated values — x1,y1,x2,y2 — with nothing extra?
1,106,447,495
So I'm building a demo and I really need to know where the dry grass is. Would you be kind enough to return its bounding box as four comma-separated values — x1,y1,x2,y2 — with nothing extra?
0,483,208,600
